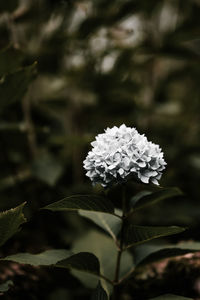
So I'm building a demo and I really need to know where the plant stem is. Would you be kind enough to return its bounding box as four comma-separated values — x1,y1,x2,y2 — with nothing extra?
112,186,126,299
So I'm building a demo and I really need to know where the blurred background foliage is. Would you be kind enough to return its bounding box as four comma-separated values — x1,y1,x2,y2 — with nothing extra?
0,0,200,299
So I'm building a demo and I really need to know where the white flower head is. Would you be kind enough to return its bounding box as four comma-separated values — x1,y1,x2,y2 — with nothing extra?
83,124,167,187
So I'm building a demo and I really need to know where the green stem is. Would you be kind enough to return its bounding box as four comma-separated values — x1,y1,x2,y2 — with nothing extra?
112,186,126,299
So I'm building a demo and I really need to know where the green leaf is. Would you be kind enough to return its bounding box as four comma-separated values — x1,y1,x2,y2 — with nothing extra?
56,252,100,277
135,241,200,268
0,280,13,292
123,225,186,249
2,249,71,266
2,250,101,279
136,247,199,268
43,195,115,215
130,188,183,212
71,230,133,295
91,282,108,300
0,202,26,247
79,210,121,242
150,294,193,300
0,62,37,111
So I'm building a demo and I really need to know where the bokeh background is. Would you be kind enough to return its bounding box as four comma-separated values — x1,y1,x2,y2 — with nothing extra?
0,0,200,299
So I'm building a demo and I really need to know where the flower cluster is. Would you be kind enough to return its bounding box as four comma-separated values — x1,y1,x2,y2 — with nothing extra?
83,124,167,187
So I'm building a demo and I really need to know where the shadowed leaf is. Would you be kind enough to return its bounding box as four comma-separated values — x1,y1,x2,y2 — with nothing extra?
43,195,115,214
91,282,108,300
57,252,100,277
79,210,121,242
131,188,183,212
123,225,186,249
136,247,199,268
0,62,37,111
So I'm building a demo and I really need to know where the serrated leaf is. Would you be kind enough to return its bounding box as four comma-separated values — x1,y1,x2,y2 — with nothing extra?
91,282,108,300
2,249,71,266
123,225,186,249
79,210,121,242
0,202,26,247
150,294,192,300
0,280,13,292
57,252,100,277
0,62,37,111
43,195,115,215
130,188,183,212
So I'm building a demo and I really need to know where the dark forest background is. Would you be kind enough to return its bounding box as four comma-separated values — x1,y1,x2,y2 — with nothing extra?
0,0,200,299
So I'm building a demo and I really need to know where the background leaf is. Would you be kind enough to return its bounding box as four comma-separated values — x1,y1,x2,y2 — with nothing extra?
0,202,26,247
0,280,13,293
0,63,37,111
31,152,64,186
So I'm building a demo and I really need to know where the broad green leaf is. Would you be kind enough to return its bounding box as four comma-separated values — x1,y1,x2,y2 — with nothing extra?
0,62,37,111
0,280,13,292
56,252,100,276
135,241,200,267
71,230,133,295
92,282,108,300
123,225,186,249
0,202,26,247
136,247,199,268
43,195,115,215
79,210,121,242
2,249,71,266
130,188,183,212
2,249,101,279
150,294,192,300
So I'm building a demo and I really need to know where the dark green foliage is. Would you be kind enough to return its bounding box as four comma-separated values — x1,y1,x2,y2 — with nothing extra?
44,195,115,214
123,225,186,249
130,187,183,212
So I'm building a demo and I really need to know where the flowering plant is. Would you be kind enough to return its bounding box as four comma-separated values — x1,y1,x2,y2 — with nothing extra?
84,124,166,187
1,125,187,300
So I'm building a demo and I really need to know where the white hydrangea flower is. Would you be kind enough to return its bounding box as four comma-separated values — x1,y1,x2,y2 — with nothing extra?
83,124,167,187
